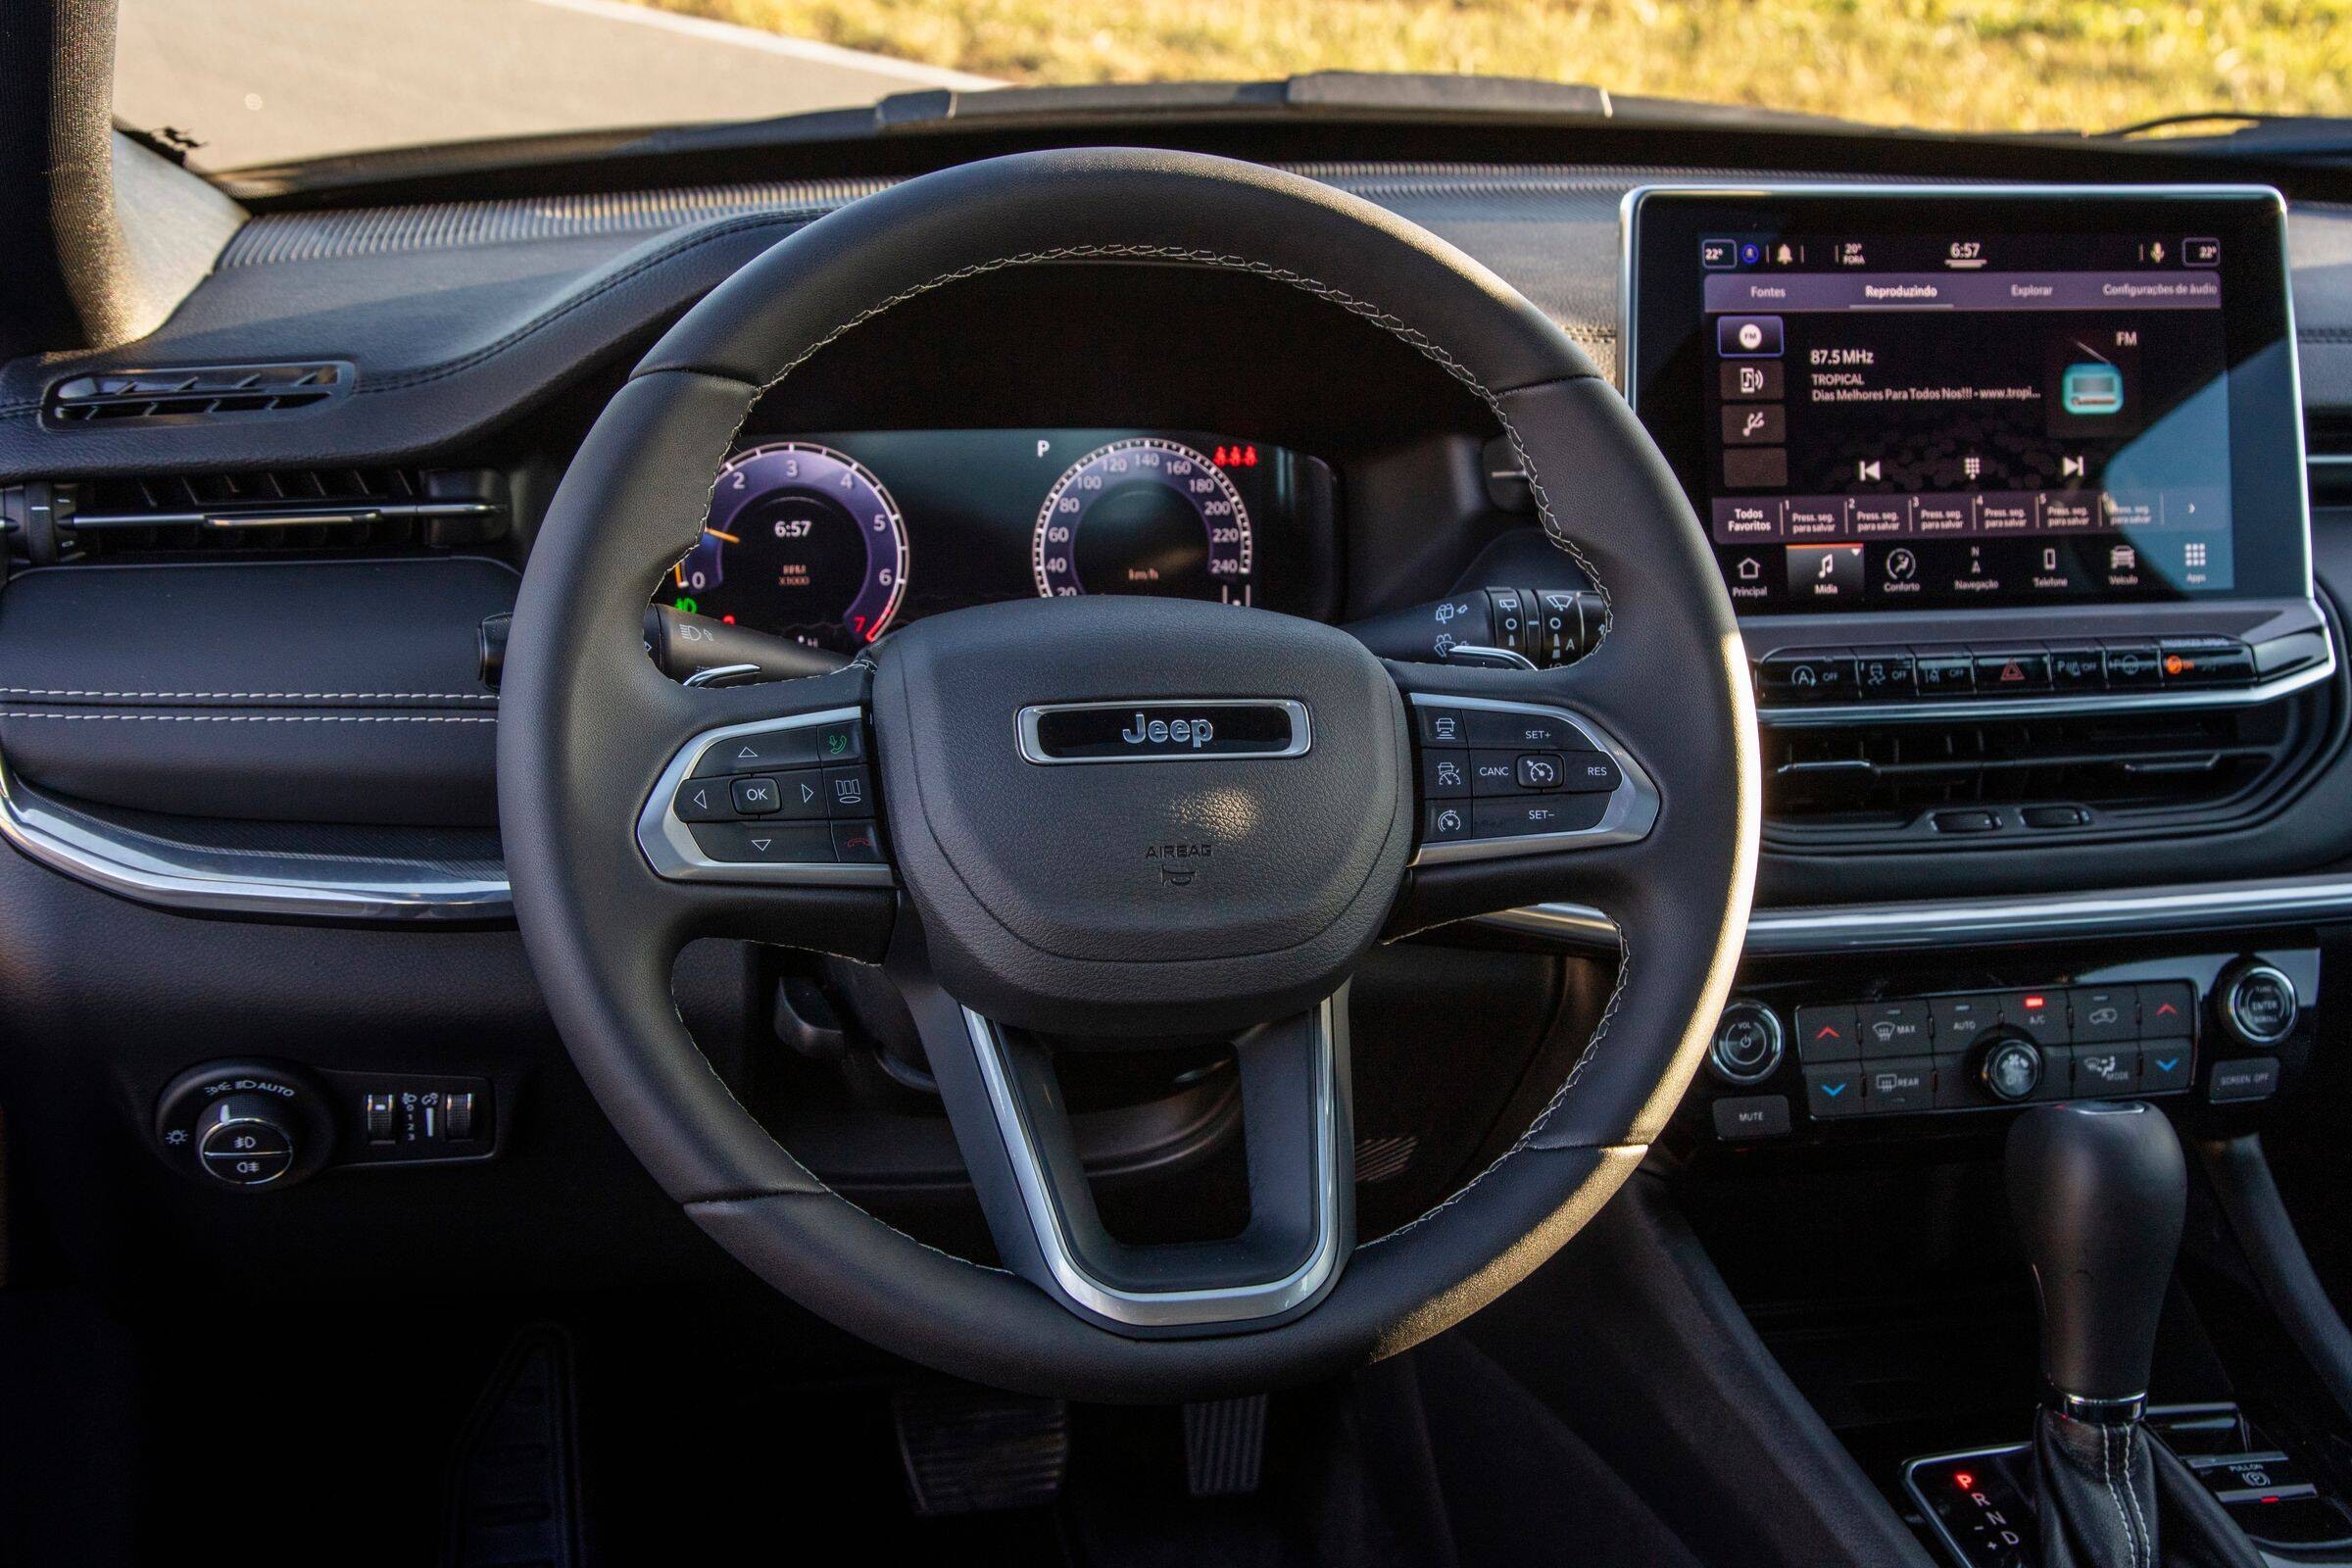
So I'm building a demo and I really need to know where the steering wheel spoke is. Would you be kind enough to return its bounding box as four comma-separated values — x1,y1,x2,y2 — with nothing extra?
893,933,1354,1336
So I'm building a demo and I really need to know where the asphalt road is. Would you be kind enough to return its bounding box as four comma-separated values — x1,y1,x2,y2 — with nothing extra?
115,0,998,172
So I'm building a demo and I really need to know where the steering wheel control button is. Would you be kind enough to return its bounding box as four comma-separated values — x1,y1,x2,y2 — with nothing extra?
1467,752,1523,793
823,765,873,815
1424,803,1469,842
1707,1002,1786,1086
1794,1004,1859,1063
688,823,837,864
1468,796,1608,838
1416,707,1469,747
831,821,886,863
672,778,734,822
730,776,783,816
1420,753,1470,798
2221,963,2298,1048
1464,708,1577,750
1558,752,1623,793
1712,1095,1791,1140
2210,1058,2281,1104
1514,753,1565,791
1856,1000,1931,1057
1805,1064,1864,1117
1979,1037,2045,1102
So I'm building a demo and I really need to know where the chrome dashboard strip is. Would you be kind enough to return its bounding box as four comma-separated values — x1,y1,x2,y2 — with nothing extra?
1485,872,2352,956
0,754,512,922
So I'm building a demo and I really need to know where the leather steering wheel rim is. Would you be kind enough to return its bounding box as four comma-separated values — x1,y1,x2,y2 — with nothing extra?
499,147,1758,1401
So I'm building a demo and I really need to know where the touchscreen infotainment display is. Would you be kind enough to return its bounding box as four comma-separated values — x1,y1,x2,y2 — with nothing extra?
1624,188,2306,615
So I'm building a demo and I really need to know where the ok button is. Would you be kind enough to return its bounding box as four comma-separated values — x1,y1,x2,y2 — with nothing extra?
732,776,782,816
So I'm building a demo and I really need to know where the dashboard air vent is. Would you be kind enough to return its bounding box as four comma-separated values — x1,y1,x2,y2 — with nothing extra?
1766,698,2331,850
43,362,352,426
9,468,508,561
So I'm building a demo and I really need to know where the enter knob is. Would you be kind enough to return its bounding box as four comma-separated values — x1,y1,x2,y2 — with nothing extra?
193,1095,298,1187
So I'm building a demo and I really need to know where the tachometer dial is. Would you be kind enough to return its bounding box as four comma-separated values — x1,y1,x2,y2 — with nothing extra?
1032,438,1253,604
671,442,908,651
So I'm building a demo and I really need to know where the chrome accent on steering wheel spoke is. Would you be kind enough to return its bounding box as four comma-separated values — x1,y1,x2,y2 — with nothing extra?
962,996,1348,1330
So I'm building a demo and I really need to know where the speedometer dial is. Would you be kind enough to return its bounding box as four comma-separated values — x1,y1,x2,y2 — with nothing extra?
672,442,908,651
1032,438,1253,604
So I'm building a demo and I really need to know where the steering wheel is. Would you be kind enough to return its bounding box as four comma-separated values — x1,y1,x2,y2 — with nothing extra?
500,148,1756,1401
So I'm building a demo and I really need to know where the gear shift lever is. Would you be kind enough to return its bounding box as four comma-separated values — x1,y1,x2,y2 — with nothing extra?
2007,1101,2193,1568
2008,1100,2186,1420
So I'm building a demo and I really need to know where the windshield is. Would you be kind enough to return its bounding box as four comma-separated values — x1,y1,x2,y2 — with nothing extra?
118,0,2352,172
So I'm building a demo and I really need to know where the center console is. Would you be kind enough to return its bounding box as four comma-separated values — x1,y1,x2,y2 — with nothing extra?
1625,184,2336,851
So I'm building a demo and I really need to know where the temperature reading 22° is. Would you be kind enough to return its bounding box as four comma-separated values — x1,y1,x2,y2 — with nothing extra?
1032,438,1254,605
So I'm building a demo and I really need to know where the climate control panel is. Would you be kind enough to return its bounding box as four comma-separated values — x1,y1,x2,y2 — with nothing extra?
1690,949,2317,1148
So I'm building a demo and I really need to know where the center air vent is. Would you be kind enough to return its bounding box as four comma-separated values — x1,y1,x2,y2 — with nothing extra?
1767,696,2334,850
2,468,508,562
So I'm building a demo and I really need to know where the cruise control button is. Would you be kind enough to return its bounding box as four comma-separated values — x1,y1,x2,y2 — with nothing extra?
1514,753,1566,791
672,777,734,823
1856,1001,1932,1057
1463,709,1582,750
1421,752,1471,798
687,823,836,864
1469,796,1608,838
1794,1004,1859,1063
1556,752,1623,793
1468,752,1525,794
1425,803,1470,842
730,775,783,816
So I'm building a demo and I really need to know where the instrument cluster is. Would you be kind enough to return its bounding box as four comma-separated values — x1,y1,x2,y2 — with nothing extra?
667,428,1326,653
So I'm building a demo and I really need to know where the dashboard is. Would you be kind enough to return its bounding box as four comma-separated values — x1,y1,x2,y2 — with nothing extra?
665,428,1332,651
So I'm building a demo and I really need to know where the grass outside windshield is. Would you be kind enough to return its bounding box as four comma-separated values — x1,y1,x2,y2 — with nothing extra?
626,0,2352,134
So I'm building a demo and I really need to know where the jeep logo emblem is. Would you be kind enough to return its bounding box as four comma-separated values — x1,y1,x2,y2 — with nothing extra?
1016,700,1311,764
1121,712,1214,750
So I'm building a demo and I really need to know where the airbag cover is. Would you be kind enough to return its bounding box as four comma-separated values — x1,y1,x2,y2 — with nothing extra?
870,597,1412,1032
